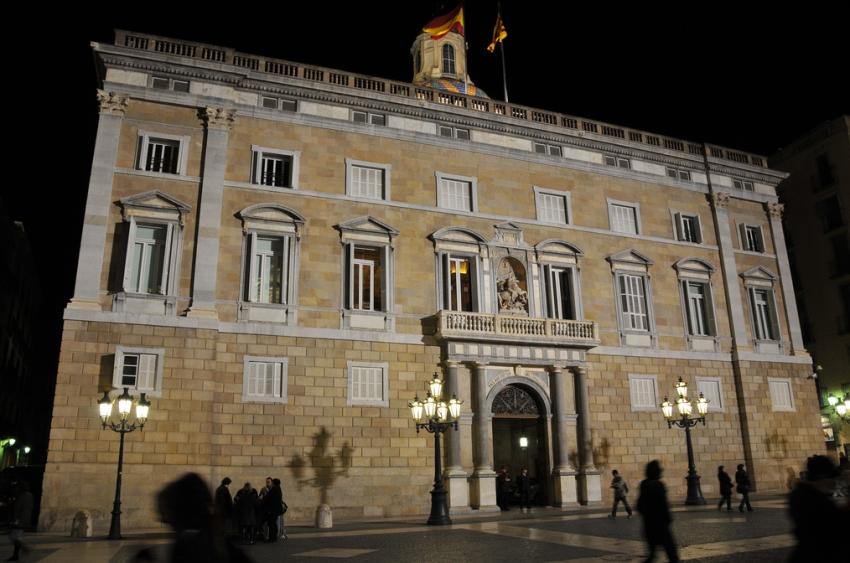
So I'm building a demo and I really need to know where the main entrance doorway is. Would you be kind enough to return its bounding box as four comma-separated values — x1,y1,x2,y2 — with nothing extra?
492,384,549,506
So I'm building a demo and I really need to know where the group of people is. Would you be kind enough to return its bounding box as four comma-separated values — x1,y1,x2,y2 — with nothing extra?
496,466,533,511
608,455,849,562
214,477,287,545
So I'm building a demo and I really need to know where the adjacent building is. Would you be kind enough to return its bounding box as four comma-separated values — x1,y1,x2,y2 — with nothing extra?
41,27,824,531
771,116,850,457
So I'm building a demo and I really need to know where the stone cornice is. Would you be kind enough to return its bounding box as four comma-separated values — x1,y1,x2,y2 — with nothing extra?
96,89,129,116
97,46,774,178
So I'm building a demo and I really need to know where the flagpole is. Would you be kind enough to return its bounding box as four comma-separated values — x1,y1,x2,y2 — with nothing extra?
499,39,509,103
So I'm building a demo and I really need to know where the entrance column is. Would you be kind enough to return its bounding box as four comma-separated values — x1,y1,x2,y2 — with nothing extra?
550,365,578,506
469,362,498,511
573,365,601,503
444,360,470,512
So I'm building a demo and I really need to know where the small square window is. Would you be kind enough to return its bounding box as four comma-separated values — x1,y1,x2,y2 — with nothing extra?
438,175,476,212
609,202,639,234
535,187,571,225
252,146,299,189
243,356,288,404
113,346,164,394
674,212,701,243
628,375,658,411
768,378,795,412
617,158,631,169
741,225,765,252
137,131,189,176
151,76,190,92
347,361,389,407
696,377,724,411
604,155,617,167
347,159,390,201
733,178,755,191
353,110,385,125
172,80,190,93
262,96,279,109
152,77,170,90
439,125,469,140
454,128,470,140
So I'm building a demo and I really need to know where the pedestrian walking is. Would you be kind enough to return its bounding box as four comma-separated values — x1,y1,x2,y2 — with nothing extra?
6,481,33,562
735,463,753,512
717,465,733,511
637,460,679,563
608,469,632,519
496,466,512,511
153,473,251,563
516,468,532,512
214,477,234,535
789,455,850,563
234,483,259,544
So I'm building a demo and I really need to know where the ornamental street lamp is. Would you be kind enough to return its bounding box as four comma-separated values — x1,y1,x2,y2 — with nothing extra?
409,374,462,525
827,393,850,420
98,388,151,540
660,377,709,505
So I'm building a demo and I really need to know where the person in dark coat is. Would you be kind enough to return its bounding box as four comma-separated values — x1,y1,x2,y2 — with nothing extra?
609,469,632,519
233,483,259,544
636,460,679,563
214,477,234,534
734,463,753,512
496,466,512,511
516,468,532,512
789,455,850,563
717,466,733,511
154,473,252,563
261,478,284,542
6,481,33,561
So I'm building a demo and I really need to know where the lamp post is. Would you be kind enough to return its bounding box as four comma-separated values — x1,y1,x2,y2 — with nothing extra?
409,374,462,525
660,377,709,505
98,387,151,540
827,393,850,420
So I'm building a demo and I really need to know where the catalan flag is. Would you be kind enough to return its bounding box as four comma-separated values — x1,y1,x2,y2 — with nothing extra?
423,5,465,39
487,12,508,53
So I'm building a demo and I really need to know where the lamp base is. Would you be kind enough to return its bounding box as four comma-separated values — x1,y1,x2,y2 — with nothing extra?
427,486,452,525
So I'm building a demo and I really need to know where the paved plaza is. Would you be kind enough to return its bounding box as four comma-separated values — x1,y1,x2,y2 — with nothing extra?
4,496,798,562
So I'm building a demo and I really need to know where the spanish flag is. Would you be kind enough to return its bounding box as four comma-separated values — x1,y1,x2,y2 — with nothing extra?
487,13,507,53
423,5,465,39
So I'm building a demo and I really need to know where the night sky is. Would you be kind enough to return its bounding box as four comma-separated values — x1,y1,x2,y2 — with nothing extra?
6,3,848,358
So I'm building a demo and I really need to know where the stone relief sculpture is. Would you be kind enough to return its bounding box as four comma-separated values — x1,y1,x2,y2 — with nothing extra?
496,258,528,314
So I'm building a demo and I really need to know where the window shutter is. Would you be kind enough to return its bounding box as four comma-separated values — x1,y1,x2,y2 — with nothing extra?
272,362,282,398
346,243,354,310
469,256,480,312
138,136,150,170
674,213,684,241
159,223,174,295
543,264,553,318
381,245,390,313
122,218,138,292
704,284,716,336
138,354,156,391
767,290,780,341
739,224,749,250
694,215,703,244
280,236,290,305
247,232,258,302
252,150,261,184
441,253,451,310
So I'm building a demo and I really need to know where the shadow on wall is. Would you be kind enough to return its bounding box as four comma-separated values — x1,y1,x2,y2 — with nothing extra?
288,427,352,506
765,432,789,460
567,435,611,469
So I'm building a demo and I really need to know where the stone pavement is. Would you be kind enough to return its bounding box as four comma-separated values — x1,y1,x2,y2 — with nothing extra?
3,497,798,562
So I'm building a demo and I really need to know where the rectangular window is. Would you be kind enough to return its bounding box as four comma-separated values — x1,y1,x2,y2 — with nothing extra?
243,357,288,403
439,178,473,211
351,246,384,311
768,378,795,412
628,375,658,410
696,377,723,411
438,125,470,140
733,178,755,191
544,266,575,320
350,165,386,199
113,346,164,394
129,224,169,294
262,96,297,111
674,213,701,243
534,142,562,156
604,155,631,169
684,281,713,336
815,195,844,232
741,225,765,252
449,257,473,312
145,139,180,174
247,235,288,304
816,154,835,188
348,362,389,406
666,167,691,181
751,288,776,340
619,274,649,331
152,76,189,92
255,153,292,187
352,111,386,125
536,189,569,224
610,203,639,234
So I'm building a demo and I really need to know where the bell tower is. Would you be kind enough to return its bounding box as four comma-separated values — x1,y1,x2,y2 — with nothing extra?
411,30,468,85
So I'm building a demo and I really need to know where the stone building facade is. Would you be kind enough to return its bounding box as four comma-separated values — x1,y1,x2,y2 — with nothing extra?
41,29,824,532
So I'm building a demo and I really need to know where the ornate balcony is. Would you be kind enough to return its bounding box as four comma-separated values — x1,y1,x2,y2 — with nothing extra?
435,310,599,348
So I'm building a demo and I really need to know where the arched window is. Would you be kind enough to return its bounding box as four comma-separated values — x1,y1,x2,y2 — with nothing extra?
442,44,456,75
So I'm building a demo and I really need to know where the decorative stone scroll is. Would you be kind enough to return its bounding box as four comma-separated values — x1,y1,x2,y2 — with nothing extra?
96,90,129,116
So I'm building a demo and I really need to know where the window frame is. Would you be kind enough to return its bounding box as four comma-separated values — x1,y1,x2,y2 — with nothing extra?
351,110,386,126
732,178,755,192
260,96,297,112
695,376,725,412
533,142,563,157
739,223,766,253
151,76,190,92
347,361,389,407
436,171,478,212
768,377,795,412
242,356,289,404
671,211,703,243
607,198,642,235
628,374,659,412
251,145,300,189
113,346,165,396
534,187,572,225
442,44,456,75
438,125,471,140
607,250,657,347
345,158,391,201
137,130,190,176
665,166,692,182
604,154,631,169
674,259,719,351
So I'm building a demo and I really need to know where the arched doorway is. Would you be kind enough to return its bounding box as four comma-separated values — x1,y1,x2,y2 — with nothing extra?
491,384,549,506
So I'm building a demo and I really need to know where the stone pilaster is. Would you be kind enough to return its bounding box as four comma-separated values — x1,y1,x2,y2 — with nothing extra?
469,362,497,510
187,107,236,319
766,202,805,354
550,365,578,507
443,361,469,512
573,365,601,503
710,191,751,352
68,91,130,311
